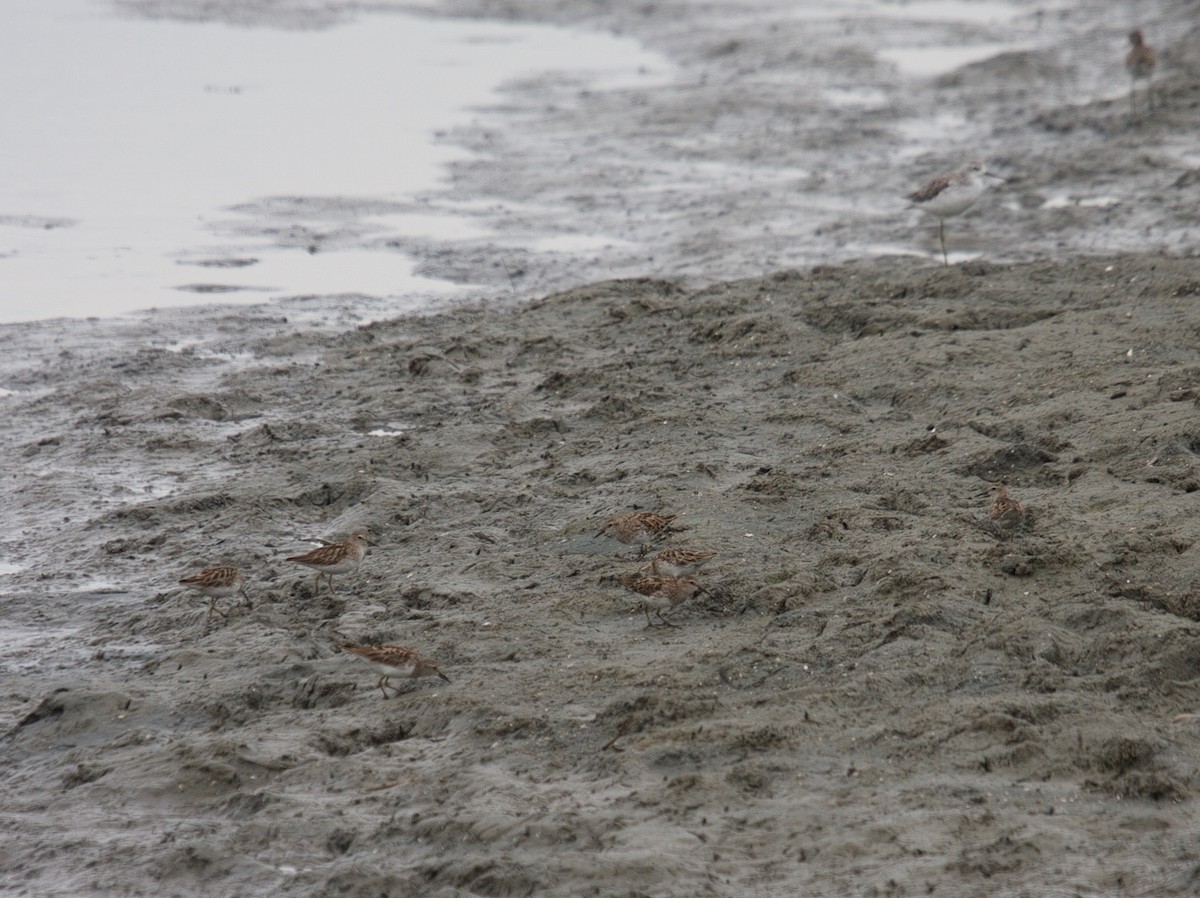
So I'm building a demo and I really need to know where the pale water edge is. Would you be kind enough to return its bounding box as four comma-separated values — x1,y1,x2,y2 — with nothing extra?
0,0,1103,326
0,0,671,323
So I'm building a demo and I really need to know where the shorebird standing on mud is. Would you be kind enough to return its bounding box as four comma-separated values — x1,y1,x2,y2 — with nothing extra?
178,566,249,621
1125,29,1157,117
286,530,376,596
340,643,450,698
618,573,707,628
907,160,1006,266
597,511,678,555
983,483,1026,537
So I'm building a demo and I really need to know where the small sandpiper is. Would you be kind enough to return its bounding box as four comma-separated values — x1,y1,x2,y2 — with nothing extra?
983,483,1026,536
646,547,717,578
907,160,1006,266
340,643,450,698
618,573,707,628
1125,29,1157,116
286,530,376,596
597,511,678,555
178,565,248,621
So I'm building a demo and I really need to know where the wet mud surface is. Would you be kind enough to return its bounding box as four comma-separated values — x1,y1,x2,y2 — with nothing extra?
4,0,1200,896
330,0,1200,295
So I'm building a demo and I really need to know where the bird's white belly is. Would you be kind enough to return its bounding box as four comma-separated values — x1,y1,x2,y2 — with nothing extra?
300,559,359,574
918,184,983,218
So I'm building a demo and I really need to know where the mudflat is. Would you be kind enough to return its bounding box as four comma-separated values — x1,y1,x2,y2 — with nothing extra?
6,254,1200,895
4,0,1200,895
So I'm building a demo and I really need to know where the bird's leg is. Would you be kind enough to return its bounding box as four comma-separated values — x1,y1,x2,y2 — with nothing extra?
377,676,393,699
327,574,337,597
939,219,948,267
656,609,681,629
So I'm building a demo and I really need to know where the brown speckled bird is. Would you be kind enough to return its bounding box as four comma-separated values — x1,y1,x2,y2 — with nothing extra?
618,573,706,628
286,530,375,596
597,512,677,554
907,161,1005,266
340,644,450,698
984,483,1026,535
1125,29,1157,115
647,547,717,578
178,566,248,620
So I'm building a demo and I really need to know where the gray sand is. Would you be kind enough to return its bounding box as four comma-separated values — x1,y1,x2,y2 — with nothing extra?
4,1,1200,896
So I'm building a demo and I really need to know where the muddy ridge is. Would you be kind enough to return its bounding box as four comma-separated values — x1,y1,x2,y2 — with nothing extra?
5,255,1200,896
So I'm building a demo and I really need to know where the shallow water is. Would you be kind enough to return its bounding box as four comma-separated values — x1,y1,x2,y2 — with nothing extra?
0,0,670,322
5,0,1186,327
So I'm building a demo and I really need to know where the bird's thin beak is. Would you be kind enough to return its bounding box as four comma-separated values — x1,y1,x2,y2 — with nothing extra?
437,671,451,684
